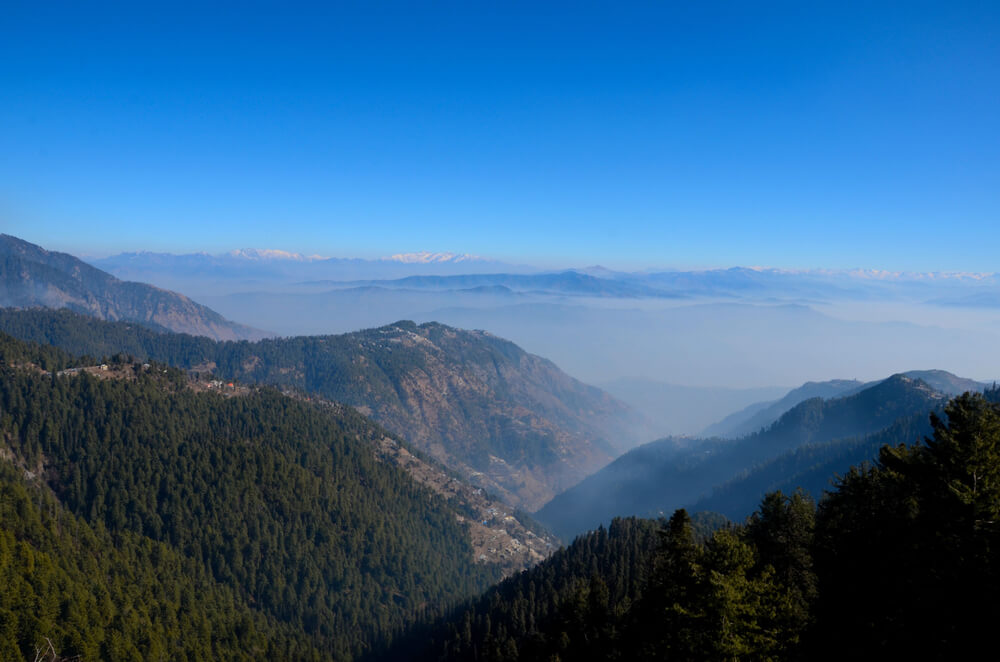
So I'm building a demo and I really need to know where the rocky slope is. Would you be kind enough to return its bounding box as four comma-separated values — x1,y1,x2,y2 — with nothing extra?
0,309,641,510
216,321,640,510
28,350,560,575
0,234,266,340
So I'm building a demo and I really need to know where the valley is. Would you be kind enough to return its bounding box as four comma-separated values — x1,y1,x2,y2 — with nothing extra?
2,234,998,661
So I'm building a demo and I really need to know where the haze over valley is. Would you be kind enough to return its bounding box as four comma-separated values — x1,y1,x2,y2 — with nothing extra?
83,244,1000,436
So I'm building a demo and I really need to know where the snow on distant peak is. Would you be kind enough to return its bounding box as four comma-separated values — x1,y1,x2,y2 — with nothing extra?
841,268,995,281
228,248,327,262
383,251,482,264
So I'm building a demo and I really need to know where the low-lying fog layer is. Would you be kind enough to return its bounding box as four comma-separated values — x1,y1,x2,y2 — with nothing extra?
92,254,1000,436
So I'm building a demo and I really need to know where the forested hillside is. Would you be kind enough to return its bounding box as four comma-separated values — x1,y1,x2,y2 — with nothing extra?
0,461,327,661
689,411,935,519
387,390,1000,660
378,517,663,662
0,308,640,509
703,371,985,439
702,379,864,438
537,373,947,538
0,333,498,660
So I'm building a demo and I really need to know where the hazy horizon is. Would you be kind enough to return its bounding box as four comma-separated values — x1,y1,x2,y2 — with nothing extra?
61,236,1000,399
5,231,997,403
21,235,1000,279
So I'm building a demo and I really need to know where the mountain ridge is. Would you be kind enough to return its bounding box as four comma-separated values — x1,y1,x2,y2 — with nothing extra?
0,234,267,341
703,370,988,438
535,373,951,539
702,379,867,438
0,308,641,509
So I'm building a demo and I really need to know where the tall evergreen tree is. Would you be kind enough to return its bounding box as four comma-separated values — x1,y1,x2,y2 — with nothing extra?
812,393,1000,659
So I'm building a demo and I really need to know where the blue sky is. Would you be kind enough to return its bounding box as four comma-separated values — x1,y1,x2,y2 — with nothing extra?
2,1,998,270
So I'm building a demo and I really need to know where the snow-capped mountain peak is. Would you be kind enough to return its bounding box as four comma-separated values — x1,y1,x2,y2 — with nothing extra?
228,248,327,262
383,251,482,264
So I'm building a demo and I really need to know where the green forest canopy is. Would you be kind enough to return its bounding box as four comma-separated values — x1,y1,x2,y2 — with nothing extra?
384,389,1000,661
0,332,498,660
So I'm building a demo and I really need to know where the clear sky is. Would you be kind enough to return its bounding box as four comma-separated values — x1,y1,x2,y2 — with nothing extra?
2,1,998,270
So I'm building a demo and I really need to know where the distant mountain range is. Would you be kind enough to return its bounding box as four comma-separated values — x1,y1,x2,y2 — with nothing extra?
535,372,981,538
225,248,490,264
318,272,681,299
0,235,266,340
79,244,1000,393
384,251,488,264
370,266,1000,305
89,248,1000,306
89,248,534,293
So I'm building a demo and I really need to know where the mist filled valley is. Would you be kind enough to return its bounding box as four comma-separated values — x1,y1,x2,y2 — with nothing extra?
92,248,1000,436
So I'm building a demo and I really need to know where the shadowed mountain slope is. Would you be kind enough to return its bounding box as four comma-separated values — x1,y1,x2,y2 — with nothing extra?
703,370,987,439
689,411,937,520
689,371,988,520
0,234,266,340
536,374,948,539
702,379,865,438
385,389,1000,660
